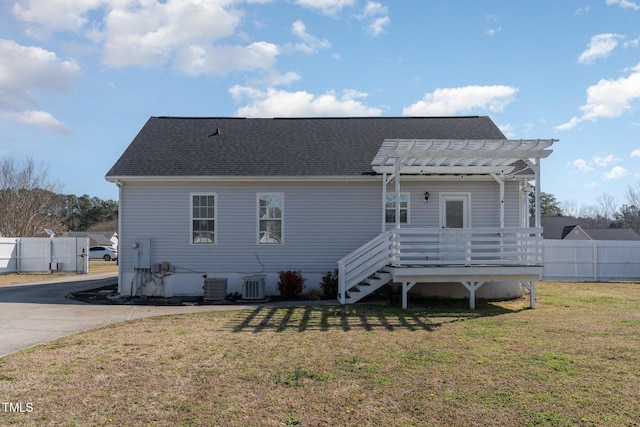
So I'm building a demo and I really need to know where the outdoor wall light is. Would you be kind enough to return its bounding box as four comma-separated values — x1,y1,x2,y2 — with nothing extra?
131,242,139,249
424,191,430,202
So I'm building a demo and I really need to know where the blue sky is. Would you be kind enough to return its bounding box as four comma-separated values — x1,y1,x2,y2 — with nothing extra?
1,0,639,214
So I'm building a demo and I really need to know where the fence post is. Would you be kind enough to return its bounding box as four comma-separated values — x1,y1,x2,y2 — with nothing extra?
16,238,21,273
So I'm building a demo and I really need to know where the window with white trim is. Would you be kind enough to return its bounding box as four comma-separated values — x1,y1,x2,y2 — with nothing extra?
385,193,409,224
191,193,216,244
258,193,283,244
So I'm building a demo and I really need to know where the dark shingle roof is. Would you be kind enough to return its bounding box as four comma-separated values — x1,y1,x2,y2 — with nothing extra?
582,228,640,241
106,116,506,178
536,216,640,241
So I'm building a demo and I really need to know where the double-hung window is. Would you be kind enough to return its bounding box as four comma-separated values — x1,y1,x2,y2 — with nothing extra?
191,193,216,244
385,193,409,224
258,193,283,244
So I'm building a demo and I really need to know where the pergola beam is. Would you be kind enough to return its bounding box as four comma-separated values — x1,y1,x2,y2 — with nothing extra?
373,165,516,175
372,139,556,175
384,148,553,160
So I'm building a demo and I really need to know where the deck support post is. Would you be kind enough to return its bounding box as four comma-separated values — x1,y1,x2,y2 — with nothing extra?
460,281,485,309
402,281,417,309
522,281,536,309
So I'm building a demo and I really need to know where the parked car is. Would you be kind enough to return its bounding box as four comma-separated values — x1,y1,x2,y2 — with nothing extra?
89,246,118,261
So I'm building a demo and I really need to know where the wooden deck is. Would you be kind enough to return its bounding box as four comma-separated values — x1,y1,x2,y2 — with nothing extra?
338,227,543,309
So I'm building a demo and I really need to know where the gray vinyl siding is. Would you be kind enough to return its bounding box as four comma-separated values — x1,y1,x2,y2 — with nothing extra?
120,180,382,275
119,178,523,276
386,180,521,229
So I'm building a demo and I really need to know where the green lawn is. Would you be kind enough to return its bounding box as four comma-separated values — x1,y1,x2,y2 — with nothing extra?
1,281,640,426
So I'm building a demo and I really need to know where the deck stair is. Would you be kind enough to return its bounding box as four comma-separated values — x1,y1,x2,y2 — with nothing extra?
344,269,393,304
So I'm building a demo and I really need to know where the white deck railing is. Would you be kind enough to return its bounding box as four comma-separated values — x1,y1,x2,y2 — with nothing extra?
338,227,543,303
391,227,543,267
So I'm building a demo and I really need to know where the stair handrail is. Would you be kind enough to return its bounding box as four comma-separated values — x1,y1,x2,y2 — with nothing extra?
338,230,393,304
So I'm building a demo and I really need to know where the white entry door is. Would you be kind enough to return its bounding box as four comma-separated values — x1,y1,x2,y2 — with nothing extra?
439,193,470,262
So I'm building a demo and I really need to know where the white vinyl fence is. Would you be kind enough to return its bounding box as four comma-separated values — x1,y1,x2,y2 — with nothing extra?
0,237,89,274
542,240,640,281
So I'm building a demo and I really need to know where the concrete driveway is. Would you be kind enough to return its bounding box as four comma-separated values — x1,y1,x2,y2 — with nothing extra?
0,274,275,358
0,273,336,358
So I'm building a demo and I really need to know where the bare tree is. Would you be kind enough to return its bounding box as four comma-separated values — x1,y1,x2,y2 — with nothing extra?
577,205,600,227
0,157,65,237
559,199,578,217
626,182,640,207
596,193,617,224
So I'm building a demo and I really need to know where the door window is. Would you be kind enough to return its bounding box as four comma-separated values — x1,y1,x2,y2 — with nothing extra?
440,194,470,228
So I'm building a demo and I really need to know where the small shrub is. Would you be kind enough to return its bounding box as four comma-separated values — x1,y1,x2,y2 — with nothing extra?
277,270,306,299
320,269,339,299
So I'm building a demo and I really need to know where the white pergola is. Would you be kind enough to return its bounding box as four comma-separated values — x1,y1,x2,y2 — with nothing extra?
371,139,556,230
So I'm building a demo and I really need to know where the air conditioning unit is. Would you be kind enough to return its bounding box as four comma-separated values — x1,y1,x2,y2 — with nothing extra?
203,278,227,301
242,275,266,300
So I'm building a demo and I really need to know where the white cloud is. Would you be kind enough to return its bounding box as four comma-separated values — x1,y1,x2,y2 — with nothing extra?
556,63,640,130
0,39,81,100
570,159,593,172
13,0,341,77
604,165,629,180
402,85,517,116
497,123,515,138
578,33,622,64
0,110,71,135
624,37,640,48
0,39,80,133
12,0,105,36
569,156,626,174
631,149,640,157
593,154,620,167
14,0,254,74
361,1,387,16
289,20,331,54
173,42,279,76
294,0,355,15
358,2,390,37
484,14,501,36
262,71,302,87
606,0,640,10
583,181,597,188
229,86,382,117
103,1,244,69
367,16,390,37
